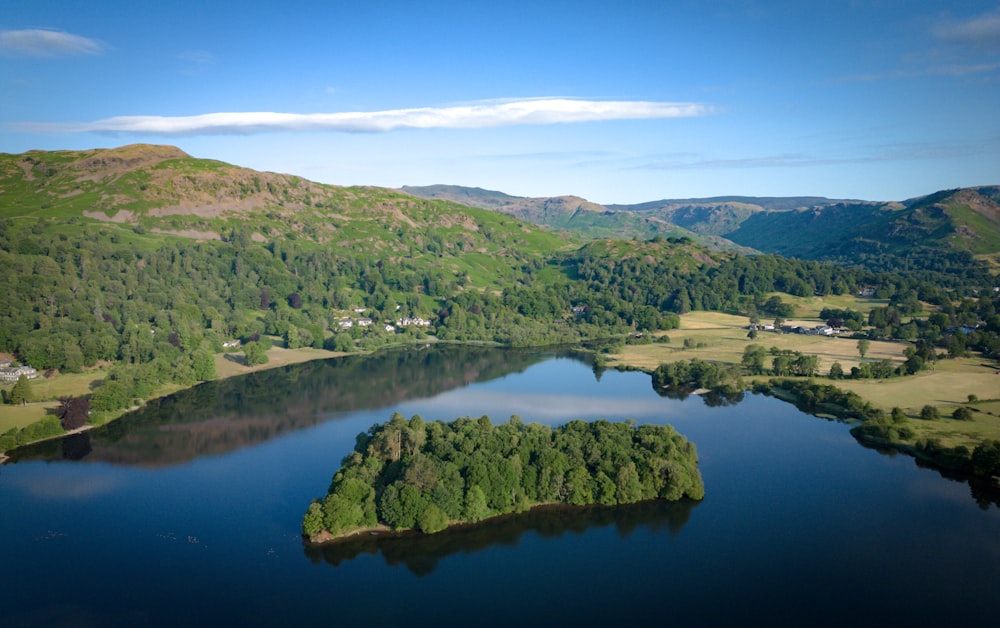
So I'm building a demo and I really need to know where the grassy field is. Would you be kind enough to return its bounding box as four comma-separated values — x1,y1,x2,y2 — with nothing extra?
214,344,344,379
21,369,108,401
612,310,907,375
611,308,1000,451
0,369,109,432
763,292,890,317
0,402,58,433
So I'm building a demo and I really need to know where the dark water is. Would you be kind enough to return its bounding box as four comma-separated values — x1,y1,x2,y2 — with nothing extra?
1,346,997,626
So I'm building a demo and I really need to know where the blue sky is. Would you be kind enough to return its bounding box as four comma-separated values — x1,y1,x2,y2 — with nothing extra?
2,1,998,203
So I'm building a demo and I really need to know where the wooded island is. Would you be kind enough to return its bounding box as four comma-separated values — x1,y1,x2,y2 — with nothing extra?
303,413,704,542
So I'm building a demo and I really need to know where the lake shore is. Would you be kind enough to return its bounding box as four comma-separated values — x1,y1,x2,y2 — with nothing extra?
4,328,998,473
0,342,350,457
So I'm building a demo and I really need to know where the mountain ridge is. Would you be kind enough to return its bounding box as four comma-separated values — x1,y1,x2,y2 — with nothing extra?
402,183,1000,263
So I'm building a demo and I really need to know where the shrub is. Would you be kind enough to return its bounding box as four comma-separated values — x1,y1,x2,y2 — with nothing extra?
952,407,974,421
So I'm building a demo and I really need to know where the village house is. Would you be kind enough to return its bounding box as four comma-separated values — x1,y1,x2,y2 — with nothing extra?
222,339,241,349
357,318,373,327
338,319,354,329
396,316,431,327
0,362,39,383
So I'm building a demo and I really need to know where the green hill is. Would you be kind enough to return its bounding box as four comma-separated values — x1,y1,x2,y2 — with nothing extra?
0,144,571,289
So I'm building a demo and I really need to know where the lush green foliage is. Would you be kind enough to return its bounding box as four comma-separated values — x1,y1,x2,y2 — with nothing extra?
303,413,704,540
8,375,34,405
0,415,64,452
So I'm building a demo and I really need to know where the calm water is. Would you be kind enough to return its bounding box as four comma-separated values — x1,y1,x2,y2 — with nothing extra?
2,346,997,626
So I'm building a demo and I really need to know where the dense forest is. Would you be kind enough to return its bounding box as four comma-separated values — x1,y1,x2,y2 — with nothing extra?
3,213,999,421
302,413,704,540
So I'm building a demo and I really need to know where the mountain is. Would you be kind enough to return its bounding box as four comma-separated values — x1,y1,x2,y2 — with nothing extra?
403,183,1000,265
721,187,1000,263
0,144,571,288
399,184,742,249
608,196,857,237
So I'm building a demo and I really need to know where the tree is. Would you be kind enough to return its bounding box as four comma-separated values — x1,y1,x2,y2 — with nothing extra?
952,407,974,421
919,405,940,421
55,396,90,430
828,362,844,379
464,484,491,522
9,375,33,405
857,338,870,359
792,354,819,377
192,350,216,381
243,341,269,366
891,407,907,424
417,504,449,534
742,344,767,374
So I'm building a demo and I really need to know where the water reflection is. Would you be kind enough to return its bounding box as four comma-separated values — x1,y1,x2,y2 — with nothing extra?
304,498,699,576
652,384,746,407
8,345,554,467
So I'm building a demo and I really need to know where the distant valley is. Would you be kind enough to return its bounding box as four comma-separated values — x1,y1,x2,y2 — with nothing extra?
402,184,1000,265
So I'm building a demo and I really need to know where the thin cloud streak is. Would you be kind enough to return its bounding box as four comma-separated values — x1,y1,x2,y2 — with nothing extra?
835,62,1000,83
636,138,1000,171
16,99,713,136
933,9,1000,49
0,29,104,57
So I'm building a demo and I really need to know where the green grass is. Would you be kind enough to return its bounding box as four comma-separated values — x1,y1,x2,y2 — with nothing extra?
946,203,1000,254
0,369,107,403
764,292,890,316
613,310,906,375
610,309,1000,453
834,358,1000,413
0,403,57,433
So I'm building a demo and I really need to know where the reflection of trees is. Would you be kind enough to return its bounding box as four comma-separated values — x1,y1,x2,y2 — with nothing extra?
970,478,1000,511
652,385,746,408
702,388,745,407
9,346,547,467
303,498,699,576
61,433,92,461
836,416,1000,512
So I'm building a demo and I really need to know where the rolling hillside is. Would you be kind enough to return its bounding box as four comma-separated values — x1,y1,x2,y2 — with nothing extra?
0,144,572,288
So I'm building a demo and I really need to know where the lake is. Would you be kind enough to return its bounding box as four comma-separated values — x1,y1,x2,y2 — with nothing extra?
1,345,997,626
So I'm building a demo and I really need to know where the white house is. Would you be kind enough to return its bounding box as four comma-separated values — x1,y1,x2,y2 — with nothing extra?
0,363,38,382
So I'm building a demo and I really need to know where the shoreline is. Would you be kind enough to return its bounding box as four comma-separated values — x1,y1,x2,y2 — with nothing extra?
0,344,354,459
303,498,684,547
4,340,998,482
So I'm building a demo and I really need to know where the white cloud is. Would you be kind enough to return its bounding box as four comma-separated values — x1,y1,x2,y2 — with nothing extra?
17,98,712,136
0,28,104,57
933,9,1000,49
